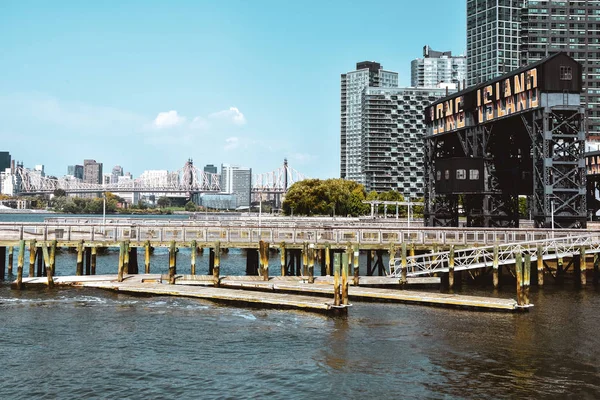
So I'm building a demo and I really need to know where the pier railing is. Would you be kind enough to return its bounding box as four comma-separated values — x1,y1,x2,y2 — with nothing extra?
0,222,591,247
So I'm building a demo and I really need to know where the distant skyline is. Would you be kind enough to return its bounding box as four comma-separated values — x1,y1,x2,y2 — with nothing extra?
0,0,466,179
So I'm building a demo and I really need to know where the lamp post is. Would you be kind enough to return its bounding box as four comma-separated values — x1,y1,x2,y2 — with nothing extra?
102,192,106,234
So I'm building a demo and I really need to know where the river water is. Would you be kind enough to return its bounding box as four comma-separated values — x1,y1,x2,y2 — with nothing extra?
1,214,599,399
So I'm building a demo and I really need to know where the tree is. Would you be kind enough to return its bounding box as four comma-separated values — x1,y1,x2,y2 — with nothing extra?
282,179,369,217
185,201,197,212
157,196,171,209
53,189,66,197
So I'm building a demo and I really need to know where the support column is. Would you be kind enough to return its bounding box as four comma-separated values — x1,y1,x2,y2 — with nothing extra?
333,253,341,307
308,244,315,283
325,244,331,276
341,248,349,305
16,240,25,289
557,257,564,284
123,241,130,274
48,241,56,287
85,247,92,276
41,243,52,287
352,244,359,286
213,242,220,286
168,241,177,284
76,241,83,276
524,253,531,306
302,242,308,276
8,246,13,276
516,253,523,306
117,241,125,282
389,245,395,275
144,241,151,274
91,247,97,275
280,242,286,277
537,244,544,287
0,247,5,281
400,242,407,285
579,246,587,286
492,244,499,289
448,245,455,290
29,240,37,277
190,240,197,275
36,248,43,277
259,240,269,281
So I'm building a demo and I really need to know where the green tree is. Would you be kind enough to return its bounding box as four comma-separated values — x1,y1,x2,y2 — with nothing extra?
282,179,369,216
185,201,197,212
53,188,66,197
157,196,171,208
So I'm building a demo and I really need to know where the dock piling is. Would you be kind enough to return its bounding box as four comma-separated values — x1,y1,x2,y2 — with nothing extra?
76,241,83,276
302,242,308,276
308,244,315,283
537,244,544,286
448,245,455,290
123,241,130,274
7,246,13,275
516,253,523,306
36,248,43,277
91,247,97,275
0,246,5,281
144,241,151,274
259,241,269,281
333,253,341,307
85,247,91,275
492,244,499,288
341,249,349,305
168,240,177,284
353,244,359,286
524,253,531,305
325,244,331,276
400,242,407,285
16,240,24,289
594,253,599,285
280,242,286,277
41,243,52,287
29,240,36,277
190,240,197,275
117,241,125,282
213,242,220,287
579,246,587,286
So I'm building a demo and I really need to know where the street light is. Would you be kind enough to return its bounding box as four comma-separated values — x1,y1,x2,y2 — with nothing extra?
102,192,106,235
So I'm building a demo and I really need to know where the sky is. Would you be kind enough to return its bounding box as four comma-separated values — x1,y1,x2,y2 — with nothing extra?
0,0,466,179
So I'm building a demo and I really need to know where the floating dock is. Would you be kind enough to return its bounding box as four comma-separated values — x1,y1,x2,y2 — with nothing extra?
17,274,526,312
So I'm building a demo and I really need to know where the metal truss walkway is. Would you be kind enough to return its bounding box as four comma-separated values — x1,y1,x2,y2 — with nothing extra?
389,233,600,278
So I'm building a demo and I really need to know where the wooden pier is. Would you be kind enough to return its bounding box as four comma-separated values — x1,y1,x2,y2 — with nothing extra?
17,274,525,312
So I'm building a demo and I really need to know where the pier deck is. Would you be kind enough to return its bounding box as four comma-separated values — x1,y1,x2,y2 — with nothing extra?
18,274,524,312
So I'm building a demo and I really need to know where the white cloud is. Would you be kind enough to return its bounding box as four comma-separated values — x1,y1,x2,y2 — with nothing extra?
209,106,246,125
224,137,240,151
153,110,185,128
190,116,209,130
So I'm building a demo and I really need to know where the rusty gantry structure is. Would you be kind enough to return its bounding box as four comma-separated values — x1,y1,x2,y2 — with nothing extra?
424,53,586,229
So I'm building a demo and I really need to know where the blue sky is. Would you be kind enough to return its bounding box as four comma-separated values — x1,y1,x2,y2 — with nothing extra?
0,0,466,179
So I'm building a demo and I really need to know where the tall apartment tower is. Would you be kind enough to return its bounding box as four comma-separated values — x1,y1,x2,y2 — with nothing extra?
341,62,398,184
83,159,103,184
466,0,521,86
411,46,467,88
520,0,600,139
362,87,451,197
220,164,252,209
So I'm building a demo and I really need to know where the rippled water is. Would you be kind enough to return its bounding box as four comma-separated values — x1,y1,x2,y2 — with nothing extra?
2,214,600,398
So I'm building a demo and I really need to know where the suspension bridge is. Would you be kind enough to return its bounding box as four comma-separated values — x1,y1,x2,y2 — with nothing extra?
16,159,307,196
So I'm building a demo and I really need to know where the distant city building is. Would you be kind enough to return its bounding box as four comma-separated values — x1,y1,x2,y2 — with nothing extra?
362,86,451,197
519,1,600,139
204,164,218,174
0,162,22,196
33,165,45,178
0,152,11,173
466,0,521,86
138,170,178,187
341,61,398,184
198,193,238,210
67,165,84,180
111,165,124,184
411,45,466,89
220,164,252,209
83,159,103,184
102,173,111,185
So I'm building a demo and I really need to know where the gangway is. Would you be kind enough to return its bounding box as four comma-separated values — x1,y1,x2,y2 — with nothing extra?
389,233,600,278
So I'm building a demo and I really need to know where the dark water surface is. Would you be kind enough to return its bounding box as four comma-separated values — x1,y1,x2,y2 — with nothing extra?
1,214,600,399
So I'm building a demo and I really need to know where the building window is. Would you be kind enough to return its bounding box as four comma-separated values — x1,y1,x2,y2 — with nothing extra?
436,170,442,181
469,169,480,180
560,66,572,80
445,170,450,180
456,169,467,180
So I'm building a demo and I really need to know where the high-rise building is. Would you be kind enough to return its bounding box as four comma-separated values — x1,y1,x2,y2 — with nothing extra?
0,152,11,173
111,165,124,184
520,0,600,139
220,164,252,209
411,46,467,89
67,165,84,180
204,164,218,174
341,61,398,184
467,0,521,86
362,86,451,197
83,159,103,184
